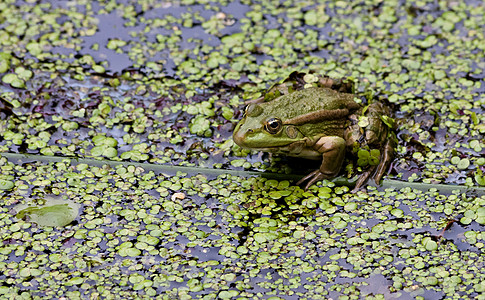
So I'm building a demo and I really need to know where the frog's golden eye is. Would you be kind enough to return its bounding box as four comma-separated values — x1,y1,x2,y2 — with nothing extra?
265,118,282,134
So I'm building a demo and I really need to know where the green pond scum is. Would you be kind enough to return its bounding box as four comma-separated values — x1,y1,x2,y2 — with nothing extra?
0,0,485,299
1,156,485,299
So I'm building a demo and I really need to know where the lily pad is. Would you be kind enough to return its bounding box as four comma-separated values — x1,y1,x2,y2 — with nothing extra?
14,197,81,227
0,179,14,190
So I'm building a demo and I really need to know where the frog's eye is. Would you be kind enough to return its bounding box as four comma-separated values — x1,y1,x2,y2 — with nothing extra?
265,118,282,134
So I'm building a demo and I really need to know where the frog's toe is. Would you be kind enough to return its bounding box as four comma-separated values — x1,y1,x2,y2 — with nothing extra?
352,167,375,192
373,137,395,184
296,170,327,191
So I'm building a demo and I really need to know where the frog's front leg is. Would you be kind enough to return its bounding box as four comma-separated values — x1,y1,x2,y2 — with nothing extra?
297,136,346,190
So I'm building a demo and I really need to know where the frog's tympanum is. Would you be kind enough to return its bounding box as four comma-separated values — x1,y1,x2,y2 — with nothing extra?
233,72,396,190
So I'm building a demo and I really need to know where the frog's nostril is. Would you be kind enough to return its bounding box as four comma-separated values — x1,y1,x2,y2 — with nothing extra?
247,129,253,133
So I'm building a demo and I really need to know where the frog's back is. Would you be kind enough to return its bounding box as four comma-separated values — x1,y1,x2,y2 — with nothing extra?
263,87,358,120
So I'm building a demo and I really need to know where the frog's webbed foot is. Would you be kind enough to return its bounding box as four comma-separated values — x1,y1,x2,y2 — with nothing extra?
352,166,376,192
353,136,395,192
373,136,395,183
296,170,331,191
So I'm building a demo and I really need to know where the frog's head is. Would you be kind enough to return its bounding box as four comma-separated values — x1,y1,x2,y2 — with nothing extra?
233,103,305,150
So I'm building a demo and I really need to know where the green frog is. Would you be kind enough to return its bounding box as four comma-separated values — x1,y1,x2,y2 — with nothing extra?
232,74,395,190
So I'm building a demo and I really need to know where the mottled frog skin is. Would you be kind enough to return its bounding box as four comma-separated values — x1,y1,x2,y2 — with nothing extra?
233,74,395,190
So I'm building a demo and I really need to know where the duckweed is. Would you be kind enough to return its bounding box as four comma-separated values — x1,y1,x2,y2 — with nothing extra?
0,0,484,298
5,155,483,297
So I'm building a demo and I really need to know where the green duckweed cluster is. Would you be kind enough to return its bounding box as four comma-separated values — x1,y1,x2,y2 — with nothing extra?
1,156,485,298
0,0,484,298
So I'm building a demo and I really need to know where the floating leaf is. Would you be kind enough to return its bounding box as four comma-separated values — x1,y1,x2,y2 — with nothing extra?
0,52,11,73
15,197,80,227
0,180,14,191
422,237,438,251
476,170,485,186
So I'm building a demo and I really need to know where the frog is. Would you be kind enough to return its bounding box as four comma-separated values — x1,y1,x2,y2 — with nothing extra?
232,74,395,191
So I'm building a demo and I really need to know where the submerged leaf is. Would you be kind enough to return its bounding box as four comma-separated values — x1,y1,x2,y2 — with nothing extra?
0,180,14,190
15,197,80,227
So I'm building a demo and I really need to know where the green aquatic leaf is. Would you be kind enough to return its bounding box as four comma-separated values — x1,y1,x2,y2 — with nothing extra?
15,198,80,227
475,170,485,186
0,180,14,190
0,52,12,73
380,115,395,128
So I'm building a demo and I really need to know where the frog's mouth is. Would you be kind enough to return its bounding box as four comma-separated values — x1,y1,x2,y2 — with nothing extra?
233,123,306,149
233,126,293,149
234,138,296,151
247,146,289,152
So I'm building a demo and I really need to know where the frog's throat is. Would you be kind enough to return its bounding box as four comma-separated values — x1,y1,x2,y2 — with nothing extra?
252,145,322,160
